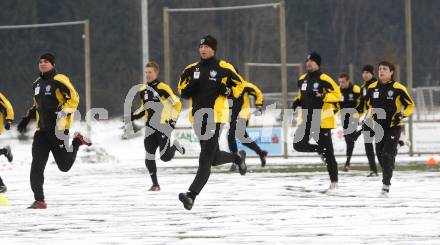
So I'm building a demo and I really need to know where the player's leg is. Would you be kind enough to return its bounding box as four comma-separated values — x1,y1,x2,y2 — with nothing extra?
144,131,160,191
28,131,51,209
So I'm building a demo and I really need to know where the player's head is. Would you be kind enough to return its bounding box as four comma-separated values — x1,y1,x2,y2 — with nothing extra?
338,73,350,89
145,61,159,83
378,61,395,83
38,53,55,73
361,64,374,82
199,35,217,60
305,52,321,72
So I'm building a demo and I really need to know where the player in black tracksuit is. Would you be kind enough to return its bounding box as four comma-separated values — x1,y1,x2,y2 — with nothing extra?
130,62,184,191
17,53,91,209
355,65,380,177
177,35,246,210
292,52,341,191
0,92,14,193
364,61,414,196
337,73,361,172
228,81,268,170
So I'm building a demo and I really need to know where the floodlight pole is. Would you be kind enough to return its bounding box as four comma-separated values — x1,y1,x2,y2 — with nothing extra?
405,0,414,156
163,7,171,84
164,2,282,87
83,19,92,139
279,0,288,158
162,2,289,157
141,0,149,82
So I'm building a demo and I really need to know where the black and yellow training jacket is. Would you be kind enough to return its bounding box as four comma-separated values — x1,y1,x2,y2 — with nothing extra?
357,77,377,114
178,57,245,124
336,83,361,120
230,82,263,121
132,79,182,125
293,70,341,129
0,92,14,134
25,68,79,131
339,83,361,110
365,80,415,128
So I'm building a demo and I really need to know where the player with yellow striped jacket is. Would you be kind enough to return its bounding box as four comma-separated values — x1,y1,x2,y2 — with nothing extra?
292,52,341,191
17,53,91,209
130,62,184,191
0,91,14,193
356,65,379,177
228,81,268,171
337,73,361,172
177,35,246,210
364,61,415,196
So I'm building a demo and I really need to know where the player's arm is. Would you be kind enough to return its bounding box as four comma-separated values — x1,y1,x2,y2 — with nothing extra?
321,74,341,103
362,85,375,120
178,63,197,99
0,92,14,121
292,76,305,110
247,83,264,108
398,85,415,117
54,74,80,114
25,100,37,119
353,85,362,110
157,83,182,121
17,99,36,133
131,88,146,121
220,61,246,98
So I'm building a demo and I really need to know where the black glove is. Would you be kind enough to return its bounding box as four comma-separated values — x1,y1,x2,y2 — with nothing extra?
291,100,301,111
393,113,405,126
218,84,232,96
4,119,12,130
17,116,31,133
398,140,405,147
169,120,176,129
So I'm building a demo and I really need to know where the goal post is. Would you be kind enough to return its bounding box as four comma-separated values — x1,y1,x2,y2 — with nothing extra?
0,20,92,139
163,1,289,157
243,62,304,84
163,1,287,108
243,62,303,110
245,62,302,158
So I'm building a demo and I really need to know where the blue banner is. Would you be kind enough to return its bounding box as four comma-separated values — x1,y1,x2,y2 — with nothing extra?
236,127,283,156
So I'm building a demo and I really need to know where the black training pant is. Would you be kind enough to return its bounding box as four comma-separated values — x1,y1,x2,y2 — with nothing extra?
342,114,356,166
375,126,401,186
144,128,177,179
30,130,80,201
293,110,338,182
343,135,355,166
362,123,378,172
228,118,262,155
347,120,378,172
0,148,5,186
189,120,236,195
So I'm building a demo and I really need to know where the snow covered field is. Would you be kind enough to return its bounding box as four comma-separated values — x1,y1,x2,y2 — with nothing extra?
1,120,439,244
